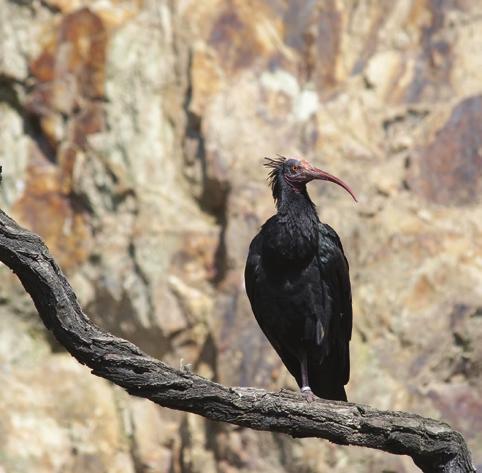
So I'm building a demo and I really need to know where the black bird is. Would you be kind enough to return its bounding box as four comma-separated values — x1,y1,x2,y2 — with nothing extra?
245,156,356,401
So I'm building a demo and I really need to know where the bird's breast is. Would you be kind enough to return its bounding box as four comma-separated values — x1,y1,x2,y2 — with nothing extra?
262,223,318,270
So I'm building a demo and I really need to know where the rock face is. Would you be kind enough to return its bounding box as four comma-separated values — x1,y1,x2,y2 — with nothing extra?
1,0,482,472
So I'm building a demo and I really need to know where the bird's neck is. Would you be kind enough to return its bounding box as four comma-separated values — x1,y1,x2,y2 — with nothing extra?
265,184,320,266
276,183,319,227
277,191,320,237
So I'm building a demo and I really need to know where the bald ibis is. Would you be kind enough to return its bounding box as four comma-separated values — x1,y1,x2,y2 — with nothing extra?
244,157,356,401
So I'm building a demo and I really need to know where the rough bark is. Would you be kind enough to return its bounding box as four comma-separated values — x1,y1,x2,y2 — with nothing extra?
0,205,475,473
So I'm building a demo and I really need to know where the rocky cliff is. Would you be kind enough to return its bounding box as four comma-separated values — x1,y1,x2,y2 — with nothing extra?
1,1,481,472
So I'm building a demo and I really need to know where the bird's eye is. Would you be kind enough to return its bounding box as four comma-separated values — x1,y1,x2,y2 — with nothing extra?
291,165,299,173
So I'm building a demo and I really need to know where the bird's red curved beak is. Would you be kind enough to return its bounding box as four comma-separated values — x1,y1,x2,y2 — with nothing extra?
302,161,357,202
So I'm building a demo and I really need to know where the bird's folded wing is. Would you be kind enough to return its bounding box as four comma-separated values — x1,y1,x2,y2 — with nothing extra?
317,224,353,384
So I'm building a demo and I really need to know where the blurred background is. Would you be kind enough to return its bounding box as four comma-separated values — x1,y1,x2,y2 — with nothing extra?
1,0,482,472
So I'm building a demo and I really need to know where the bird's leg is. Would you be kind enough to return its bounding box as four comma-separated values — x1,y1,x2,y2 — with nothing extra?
300,353,315,402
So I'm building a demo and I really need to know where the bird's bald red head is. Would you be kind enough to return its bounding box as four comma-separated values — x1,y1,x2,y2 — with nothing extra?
276,157,357,202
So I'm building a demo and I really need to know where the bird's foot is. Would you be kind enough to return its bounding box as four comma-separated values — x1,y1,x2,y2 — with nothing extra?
300,386,315,403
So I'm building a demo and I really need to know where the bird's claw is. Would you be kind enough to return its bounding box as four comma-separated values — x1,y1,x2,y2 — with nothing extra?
300,387,316,403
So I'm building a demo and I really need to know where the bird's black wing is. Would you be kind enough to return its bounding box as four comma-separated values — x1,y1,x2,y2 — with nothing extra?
244,234,262,316
245,232,282,350
316,223,352,386
244,231,303,381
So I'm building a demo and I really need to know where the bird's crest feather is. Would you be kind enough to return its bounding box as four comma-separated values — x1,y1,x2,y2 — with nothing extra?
264,155,287,202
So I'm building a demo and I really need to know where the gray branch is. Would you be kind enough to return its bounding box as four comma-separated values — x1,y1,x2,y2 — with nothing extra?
0,207,475,473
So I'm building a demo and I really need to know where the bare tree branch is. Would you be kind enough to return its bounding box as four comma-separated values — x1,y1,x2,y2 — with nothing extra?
0,207,475,473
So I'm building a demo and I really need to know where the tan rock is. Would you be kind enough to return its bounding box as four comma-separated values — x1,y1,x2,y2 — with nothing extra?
129,399,179,473
364,50,402,99
0,350,134,473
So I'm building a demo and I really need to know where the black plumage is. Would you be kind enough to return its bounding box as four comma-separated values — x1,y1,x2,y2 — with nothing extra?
245,156,356,401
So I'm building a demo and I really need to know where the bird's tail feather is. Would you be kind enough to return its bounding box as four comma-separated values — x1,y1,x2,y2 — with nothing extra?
307,357,347,402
